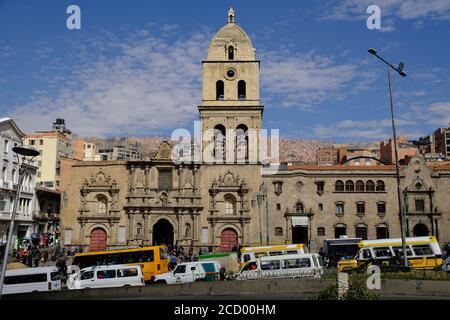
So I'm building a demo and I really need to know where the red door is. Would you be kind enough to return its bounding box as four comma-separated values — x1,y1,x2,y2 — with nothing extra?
220,228,238,252
90,228,107,252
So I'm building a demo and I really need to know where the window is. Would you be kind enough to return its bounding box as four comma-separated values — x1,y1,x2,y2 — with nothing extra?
224,195,236,215
236,124,248,162
213,125,226,161
377,202,386,214
415,199,425,212
228,45,234,60
316,181,324,193
238,80,246,100
355,180,365,192
2,166,6,181
243,254,251,263
3,139,9,153
174,265,186,274
345,181,354,192
39,139,43,145
393,246,413,257
276,203,281,211
412,245,433,256
242,261,257,271
335,203,344,215
50,271,60,281
136,223,142,236
366,180,375,191
335,180,344,191
373,247,392,258
268,251,283,256
97,270,116,279
376,180,385,191
80,271,94,280
260,260,281,270
282,258,311,269
216,80,224,100
355,226,368,240
274,227,283,236
295,202,304,213
4,273,47,284
356,202,365,214
376,226,389,239
118,268,138,278
334,226,346,238
29,139,35,146
97,195,107,214
317,227,325,236
361,249,372,259
318,203,323,211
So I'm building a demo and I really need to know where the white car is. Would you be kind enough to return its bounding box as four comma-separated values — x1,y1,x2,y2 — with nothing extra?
67,264,145,290
154,261,221,284
2,266,61,295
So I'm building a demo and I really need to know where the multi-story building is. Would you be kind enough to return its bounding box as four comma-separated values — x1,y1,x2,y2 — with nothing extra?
0,118,37,250
59,9,450,253
96,145,142,161
316,145,337,165
380,135,419,165
434,126,450,158
23,118,77,190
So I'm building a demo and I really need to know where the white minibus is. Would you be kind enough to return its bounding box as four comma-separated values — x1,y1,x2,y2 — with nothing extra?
67,264,145,290
236,253,323,280
1,266,61,295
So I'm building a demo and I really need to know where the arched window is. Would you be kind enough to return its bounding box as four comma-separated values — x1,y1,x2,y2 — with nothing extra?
355,180,365,192
228,45,234,60
236,124,248,162
216,80,224,100
366,180,375,191
224,195,236,215
238,80,246,100
213,124,226,162
274,227,283,236
97,195,108,214
2,166,6,181
376,180,385,191
136,223,142,236
12,168,17,184
295,202,304,213
184,223,191,237
335,180,344,191
345,180,354,192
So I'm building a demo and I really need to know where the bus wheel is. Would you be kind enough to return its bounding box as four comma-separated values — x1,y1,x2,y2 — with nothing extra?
123,284,131,287
155,280,167,284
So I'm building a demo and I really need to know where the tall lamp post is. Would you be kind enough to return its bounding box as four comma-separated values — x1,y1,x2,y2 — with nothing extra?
368,48,408,267
0,145,39,298
256,193,263,245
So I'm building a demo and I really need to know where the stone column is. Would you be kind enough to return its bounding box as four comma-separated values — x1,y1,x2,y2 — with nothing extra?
178,166,183,191
144,166,150,194
193,165,199,195
337,272,349,300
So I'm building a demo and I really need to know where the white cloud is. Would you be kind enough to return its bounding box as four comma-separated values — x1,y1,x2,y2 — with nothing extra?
424,102,450,126
260,50,374,109
9,28,210,137
321,0,450,22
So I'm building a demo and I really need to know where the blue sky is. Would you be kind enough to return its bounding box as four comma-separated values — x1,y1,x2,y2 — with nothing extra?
1,0,450,143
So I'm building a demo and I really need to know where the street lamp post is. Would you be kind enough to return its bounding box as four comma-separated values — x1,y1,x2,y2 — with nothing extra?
256,193,264,245
368,48,408,267
0,145,39,298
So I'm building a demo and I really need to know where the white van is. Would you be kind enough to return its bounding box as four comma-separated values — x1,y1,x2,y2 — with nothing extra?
154,261,221,284
236,253,324,280
1,266,61,295
67,264,145,290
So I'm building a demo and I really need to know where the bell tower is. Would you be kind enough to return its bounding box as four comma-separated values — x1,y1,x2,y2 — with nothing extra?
198,8,263,164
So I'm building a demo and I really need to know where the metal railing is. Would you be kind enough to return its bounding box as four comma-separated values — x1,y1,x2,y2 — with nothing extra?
235,268,321,281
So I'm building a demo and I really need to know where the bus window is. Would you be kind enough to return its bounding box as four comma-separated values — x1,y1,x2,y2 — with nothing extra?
373,247,392,258
174,265,186,274
118,268,138,278
255,252,267,259
160,247,168,260
361,249,372,259
283,258,311,269
80,271,94,280
286,250,298,255
4,273,47,285
413,245,433,256
393,246,413,257
50,271,60,281
97,270,116,279
268,251,283,256
243,254,251,262
260,260,281,270
242,262,257,271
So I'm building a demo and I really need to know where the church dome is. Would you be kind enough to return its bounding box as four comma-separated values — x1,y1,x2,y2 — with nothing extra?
206,8,256,61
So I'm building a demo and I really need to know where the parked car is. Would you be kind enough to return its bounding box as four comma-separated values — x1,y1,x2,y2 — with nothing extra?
67,264,145,290
154,261,221,284
1,266,61,295
235,253,323,281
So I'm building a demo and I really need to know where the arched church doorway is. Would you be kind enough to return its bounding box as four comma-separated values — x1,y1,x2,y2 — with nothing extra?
413,223,429,237
90,227,107,252
153,219,174,247
220,228,238,252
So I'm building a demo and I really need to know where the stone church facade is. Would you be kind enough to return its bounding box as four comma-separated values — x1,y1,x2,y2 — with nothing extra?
60,9,450,253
